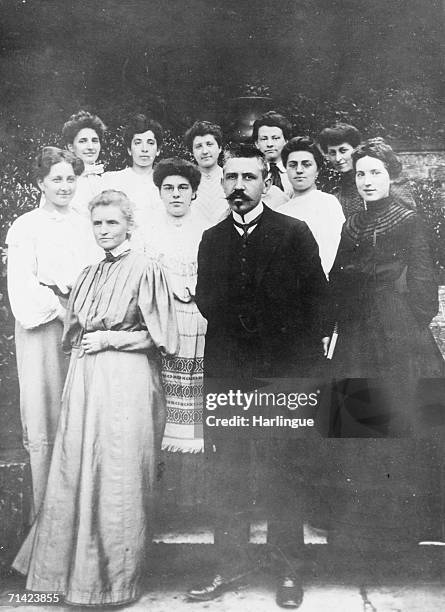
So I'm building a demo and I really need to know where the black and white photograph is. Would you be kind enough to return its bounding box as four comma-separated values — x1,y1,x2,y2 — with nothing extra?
0,1,444,610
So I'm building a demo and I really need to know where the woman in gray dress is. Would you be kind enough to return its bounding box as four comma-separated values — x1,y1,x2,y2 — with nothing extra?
13,190,178,606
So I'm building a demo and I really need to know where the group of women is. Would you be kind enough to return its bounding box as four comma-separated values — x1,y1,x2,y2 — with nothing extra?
8,111,208,605
6,110,444,605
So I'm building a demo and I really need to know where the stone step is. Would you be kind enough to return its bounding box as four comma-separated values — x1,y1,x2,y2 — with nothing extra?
2,448,445,580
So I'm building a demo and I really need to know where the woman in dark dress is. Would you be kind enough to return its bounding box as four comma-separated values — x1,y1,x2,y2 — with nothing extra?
318,124,416,217
329,139,443,436
318,123,363,218
325,139,444,556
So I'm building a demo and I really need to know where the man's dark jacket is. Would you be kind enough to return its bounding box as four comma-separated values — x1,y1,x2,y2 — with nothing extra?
196,205,329,380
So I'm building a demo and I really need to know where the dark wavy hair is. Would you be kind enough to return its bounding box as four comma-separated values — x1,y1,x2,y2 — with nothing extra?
153,157,202,192
223,143,268,179
62,110,107,145
123,114,164,150
33,146,84,183
252,111,292,142
281,136,324,169
318,123,361,152
183,120,223,150
352,137,403,179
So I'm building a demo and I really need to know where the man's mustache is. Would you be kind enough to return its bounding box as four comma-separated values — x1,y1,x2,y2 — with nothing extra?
226,190,253,203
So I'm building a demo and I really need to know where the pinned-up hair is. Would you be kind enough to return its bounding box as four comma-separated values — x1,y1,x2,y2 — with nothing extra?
318,123,361,152
252,111,292,142
33,146,84,183
352,138,402,179
153,157,202,192
62,110,106,145
184,120,223,150
123,114,164,150
281,136,324,169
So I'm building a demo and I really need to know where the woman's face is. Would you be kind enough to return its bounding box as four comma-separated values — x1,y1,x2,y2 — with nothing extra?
286,150,318,195
192,134,221,170
91,204,129,250
256,125,286,163
128,130,159,169
326,142,355,173
355,156,391,202
38,161,77,209
69,127,101,165
159,175,194,218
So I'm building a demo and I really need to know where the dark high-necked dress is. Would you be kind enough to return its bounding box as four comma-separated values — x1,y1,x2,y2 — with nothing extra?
13,250,179,606
330,196,443,384
325,196,444,550
335,170,417,219
335,170,365,218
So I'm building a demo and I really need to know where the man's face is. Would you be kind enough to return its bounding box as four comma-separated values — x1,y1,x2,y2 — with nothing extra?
192,134,221,170
255,125,286,163
222,157,269,215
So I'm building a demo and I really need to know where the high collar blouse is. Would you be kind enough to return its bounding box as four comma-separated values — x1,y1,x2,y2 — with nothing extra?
192,166,230,228
62,251,179,357
6,207,101,329
69,166,104,218
141,210,207,302
103,167,164,233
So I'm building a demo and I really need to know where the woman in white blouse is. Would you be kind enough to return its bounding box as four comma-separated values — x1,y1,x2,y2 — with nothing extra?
144,158,208,453
6,146,99,521
278,136,345,278
61,110,107,217
103,113,164,236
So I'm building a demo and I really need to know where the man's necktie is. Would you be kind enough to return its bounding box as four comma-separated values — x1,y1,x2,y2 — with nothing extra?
233,212,263,242
269,162,284,191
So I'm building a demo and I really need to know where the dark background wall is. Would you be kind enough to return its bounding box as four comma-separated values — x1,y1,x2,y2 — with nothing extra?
0,0,443,136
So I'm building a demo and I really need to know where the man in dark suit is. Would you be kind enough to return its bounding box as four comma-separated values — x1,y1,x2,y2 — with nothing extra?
186,144,329,608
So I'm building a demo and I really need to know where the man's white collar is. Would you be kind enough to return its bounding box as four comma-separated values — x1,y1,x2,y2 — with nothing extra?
232,201,264,224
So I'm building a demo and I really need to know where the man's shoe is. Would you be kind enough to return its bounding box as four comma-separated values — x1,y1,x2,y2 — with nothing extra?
186,574,229,602
275,575,304,609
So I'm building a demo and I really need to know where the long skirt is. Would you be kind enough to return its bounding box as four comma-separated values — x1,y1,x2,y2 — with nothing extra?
15,318,69,522
325,439,425,553
13,348,166,606
161,299,206,453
